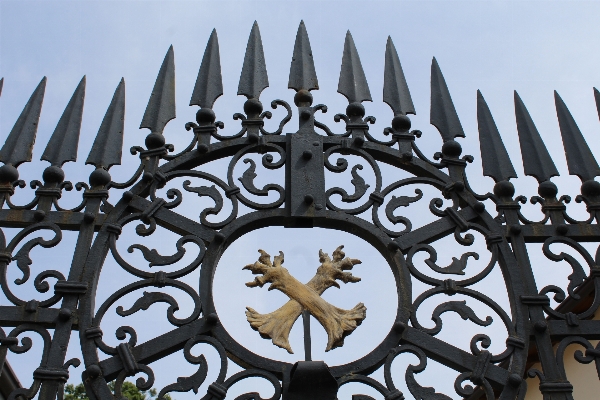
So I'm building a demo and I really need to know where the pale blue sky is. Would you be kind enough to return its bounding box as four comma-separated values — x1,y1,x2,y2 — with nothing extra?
1,1,600,399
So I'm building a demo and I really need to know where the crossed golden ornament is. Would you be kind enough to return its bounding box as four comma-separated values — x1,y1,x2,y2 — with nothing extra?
243,245,366,353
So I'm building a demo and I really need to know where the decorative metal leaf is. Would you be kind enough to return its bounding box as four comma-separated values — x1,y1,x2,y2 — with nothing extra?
288,21,318,92
0,77,46,167
406,369,452,400
385,189,423,224
183,181,223,218
140,45,176,134
116,291,179,317
190,29,223,108
238,158,283,197
477,90,517,182
429,300,492,335
128,242,185,267
41,76,86,166
514,91,559,182
238,21,269,100
424,252,478,275
86,78,125,169
326,165,369,203
337,31,371,103
430,58,464,142
383,37,415,115
158,356,208,398
554,91,600,182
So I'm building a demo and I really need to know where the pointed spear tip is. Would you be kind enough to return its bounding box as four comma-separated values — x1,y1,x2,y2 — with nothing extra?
338,27,371,103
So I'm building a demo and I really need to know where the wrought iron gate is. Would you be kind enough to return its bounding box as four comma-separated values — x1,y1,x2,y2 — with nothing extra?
0,21,599,400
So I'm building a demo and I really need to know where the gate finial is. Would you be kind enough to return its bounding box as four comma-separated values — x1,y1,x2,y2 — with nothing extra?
430,57,465,142
140,46,176,135
238,21,269,100
554,91,600,182
383,37,415,116
514,91,559,182
86,78,125,170
477,90,517,182
0,77,47,167
288,21,318,92
337,31,371,104
594,87,600,122
190,29,223,109
41,76,86,166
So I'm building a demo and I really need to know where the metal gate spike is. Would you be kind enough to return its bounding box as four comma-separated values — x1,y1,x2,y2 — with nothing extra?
383,37,415,116
594,87,600,122
288,21,318,92
477,90,517,182
190,29,223,109
0,76,46,167
554,91,600,182
514,91,559,183
430,57,465,142
41,76,86,166
140,45,176,135
238,21,269,100
337,31,371,104
86,78,125,170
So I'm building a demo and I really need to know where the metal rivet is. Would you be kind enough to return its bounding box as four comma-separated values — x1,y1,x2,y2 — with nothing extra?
534,321,547,333
401,152,413,161
33,210,45,221
393,321,406,334
86,364,102,378
556,224,568,235
510,224,522,235
122,191,134,201
142,172,154,182
83,212,95,223
198,144,209,154
353,136,364,147
473,202,485,213
388,241,400,252
453,182,465,192
58,308,71,321
315,203,323,210
302,150,313,160
304,194,314,204
214,232,225,243
248,133,259,143
206,313,218,325
508,373,522,387
300,110,311,120
312,141,319,146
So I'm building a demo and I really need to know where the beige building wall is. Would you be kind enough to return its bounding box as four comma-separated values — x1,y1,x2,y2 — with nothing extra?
524,313,599,399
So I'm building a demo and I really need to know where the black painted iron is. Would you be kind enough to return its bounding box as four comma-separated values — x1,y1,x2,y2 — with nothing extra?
0,20,598,400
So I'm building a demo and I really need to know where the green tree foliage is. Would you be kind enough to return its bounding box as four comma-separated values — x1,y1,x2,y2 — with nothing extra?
64,381,173,400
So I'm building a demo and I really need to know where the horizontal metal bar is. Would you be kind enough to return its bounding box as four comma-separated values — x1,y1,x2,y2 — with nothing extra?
0,209,105,231
547,320,600,340
0,306,73,329
517,223,600,242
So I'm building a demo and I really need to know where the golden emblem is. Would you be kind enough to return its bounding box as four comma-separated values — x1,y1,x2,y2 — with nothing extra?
243,245,366,353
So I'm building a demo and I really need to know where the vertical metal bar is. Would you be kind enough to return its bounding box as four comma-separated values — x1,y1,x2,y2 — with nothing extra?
302,309,312,361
